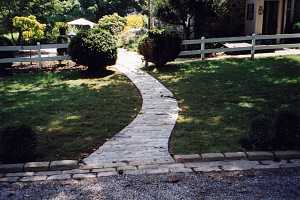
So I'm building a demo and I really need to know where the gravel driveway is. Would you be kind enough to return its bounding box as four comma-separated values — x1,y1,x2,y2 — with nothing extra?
1,168,300,200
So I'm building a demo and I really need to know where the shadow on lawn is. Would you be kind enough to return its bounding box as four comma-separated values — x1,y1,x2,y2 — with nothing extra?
149,56,300,153
0,70,141,161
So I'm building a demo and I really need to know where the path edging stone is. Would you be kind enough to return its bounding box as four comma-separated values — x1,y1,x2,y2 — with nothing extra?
1,151,300,175
0,158,299,183
173,151,300,163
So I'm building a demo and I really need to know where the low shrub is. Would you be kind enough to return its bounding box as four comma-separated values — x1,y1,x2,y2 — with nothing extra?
241,110,300,151
241,115,274,150
57,35,69,56
119,28,147,51
98,13,126,35
0,36,15,75
124,14,145,31
293,22,300,33
273,110,300,150
138,29,182,68
52,22,69,37
68,29,117,72
0,125,37,163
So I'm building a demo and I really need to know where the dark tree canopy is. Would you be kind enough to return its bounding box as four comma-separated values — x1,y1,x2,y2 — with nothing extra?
79,0,146,21
154,0,210,39
0,0,146,36
154,0,246,39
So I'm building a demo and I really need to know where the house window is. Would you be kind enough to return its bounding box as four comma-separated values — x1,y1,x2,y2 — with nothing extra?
247,4,254,20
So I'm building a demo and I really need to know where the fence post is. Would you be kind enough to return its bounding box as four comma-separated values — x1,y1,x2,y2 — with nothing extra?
37,42,41,67
201,36,205,60
251,33,256,60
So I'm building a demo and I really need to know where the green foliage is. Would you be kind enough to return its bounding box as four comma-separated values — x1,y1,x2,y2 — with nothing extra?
148,56,300,153
138,29,182,67
241,115,275,150
273,110,300,150
242,110,300,151
68,29,117,71
52,22,69,37
57,36,69,56
12,15,46,43
154,0,207,38
0,71,141,161
98,13,126,35
293,22,300,32
79,0,146,21
0,36,15,74
0,0,144,40
154,0,245,38
124,14,145,31
0,125,37,164
119,30,146,51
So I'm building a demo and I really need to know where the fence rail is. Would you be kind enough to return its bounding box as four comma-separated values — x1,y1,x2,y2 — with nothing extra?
0,43,70,64
180,33,300,60
1,34,300,64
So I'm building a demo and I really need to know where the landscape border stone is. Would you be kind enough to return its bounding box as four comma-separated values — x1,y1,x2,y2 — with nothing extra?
0,157,299,183
1,151,300,174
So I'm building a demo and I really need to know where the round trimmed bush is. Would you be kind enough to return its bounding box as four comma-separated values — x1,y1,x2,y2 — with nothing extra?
138,29,182,68
0,36,15,75
0,125,37,164
68,29,117,72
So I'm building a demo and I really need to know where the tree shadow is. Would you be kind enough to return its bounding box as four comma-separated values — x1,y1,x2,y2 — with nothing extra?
79,69,115,79
152,56,300,153
0,70,141,162
142,63,182,73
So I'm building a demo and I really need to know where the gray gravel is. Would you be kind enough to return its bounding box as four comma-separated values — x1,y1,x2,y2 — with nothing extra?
1,168,300,200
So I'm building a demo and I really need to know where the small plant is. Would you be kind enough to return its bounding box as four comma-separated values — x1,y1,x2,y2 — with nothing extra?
293,22,300,32
0,36,15,75
241,110,300,151
52,22,69,37
98,13,126,35
0,125,37,163
241,115,274,150
138,29,182,68
12,15,45,44
273,110,300,150
124,14,145,31
68,29,117,72
57,36,69,56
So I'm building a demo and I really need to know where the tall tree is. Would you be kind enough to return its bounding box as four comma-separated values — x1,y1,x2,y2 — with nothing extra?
154,0,210,39
79,0,146,21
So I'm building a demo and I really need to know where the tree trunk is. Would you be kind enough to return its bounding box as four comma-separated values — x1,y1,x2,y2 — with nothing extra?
183,26,191,40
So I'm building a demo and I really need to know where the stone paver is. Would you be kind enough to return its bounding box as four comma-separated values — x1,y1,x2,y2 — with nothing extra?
83,49,179,166
50,160,78,170
24,162,49,172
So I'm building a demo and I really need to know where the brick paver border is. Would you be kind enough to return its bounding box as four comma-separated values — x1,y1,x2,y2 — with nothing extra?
1,157,299,183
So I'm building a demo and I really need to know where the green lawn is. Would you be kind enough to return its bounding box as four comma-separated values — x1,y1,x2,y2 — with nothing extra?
0,70,141,161
148,56,300,154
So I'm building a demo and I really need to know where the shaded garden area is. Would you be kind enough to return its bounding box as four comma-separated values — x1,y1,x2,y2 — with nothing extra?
148,56,300,154
0,68,141,162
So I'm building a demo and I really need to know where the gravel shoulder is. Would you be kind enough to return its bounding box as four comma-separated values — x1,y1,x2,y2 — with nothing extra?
1,168,300,200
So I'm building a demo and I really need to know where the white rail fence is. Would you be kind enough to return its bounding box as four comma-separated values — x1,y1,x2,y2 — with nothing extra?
180,33,300,60
0,34,300,65
0,43,70,65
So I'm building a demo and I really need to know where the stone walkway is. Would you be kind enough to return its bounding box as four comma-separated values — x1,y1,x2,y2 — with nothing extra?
83,49,179,166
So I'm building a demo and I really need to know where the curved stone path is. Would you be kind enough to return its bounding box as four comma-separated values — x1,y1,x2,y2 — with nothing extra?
83,49,179,166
